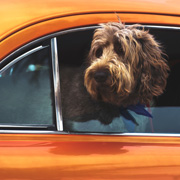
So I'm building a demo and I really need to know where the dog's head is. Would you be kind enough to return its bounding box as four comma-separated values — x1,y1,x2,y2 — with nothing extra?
84,22,169,106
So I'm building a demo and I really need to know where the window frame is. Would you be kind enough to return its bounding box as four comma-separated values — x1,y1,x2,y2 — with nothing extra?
1,25,180,137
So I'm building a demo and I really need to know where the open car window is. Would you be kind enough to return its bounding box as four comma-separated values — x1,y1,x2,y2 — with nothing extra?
58,26,180,134
0,45,55,130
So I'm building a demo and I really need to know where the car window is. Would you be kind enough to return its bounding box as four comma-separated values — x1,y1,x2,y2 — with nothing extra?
58,26,180,134
1,26,180,134
0,45,55,129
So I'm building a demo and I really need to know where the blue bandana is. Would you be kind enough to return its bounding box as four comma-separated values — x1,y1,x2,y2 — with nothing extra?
119,103,153,126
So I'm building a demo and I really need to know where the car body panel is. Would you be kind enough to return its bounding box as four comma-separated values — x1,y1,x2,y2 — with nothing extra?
1,0,180,39
1,133,180,180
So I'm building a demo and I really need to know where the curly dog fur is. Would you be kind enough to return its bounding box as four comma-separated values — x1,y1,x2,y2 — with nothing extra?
61,22,169,129
85,22,169,106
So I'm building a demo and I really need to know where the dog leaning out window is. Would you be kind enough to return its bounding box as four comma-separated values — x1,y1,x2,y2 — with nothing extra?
59,22,169,133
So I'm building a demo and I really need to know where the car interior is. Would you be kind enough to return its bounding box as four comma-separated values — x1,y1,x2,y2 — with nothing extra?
57,25,180,133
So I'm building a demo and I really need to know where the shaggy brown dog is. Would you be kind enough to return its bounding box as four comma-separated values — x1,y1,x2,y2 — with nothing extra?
61,22,169,129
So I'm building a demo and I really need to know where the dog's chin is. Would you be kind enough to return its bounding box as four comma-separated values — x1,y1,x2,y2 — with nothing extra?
89,84,129,106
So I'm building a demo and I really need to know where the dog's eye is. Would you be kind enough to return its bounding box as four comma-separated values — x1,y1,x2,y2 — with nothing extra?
114,45,124,56
95,47,103,58
113,38,124,56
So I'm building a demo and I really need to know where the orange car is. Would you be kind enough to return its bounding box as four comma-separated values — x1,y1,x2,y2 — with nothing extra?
1,0,180,179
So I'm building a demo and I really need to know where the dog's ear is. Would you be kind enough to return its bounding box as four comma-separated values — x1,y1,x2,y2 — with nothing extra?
135,30,169,104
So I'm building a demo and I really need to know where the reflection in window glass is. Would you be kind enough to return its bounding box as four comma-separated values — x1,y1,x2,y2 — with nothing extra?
0,47,55,127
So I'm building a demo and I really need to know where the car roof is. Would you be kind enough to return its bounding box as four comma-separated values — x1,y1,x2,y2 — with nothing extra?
1,0,180,40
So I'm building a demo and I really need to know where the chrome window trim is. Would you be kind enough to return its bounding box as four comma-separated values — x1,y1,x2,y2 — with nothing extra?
144,25,180,30
0,130,59,134
0,124,52,129
68,132,180,137
51,37,63,131
1,24,180,136
0,130,180,137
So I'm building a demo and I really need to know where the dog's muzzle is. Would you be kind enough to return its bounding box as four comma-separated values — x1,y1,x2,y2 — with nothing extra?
94,71,109,83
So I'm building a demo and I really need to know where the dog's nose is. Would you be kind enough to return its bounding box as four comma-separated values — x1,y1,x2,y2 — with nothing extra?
94,71,108,83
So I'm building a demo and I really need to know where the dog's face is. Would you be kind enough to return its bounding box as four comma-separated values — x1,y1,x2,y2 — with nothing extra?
84,22,169,106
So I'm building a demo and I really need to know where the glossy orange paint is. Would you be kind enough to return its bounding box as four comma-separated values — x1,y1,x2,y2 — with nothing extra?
1,0,180,39
1,0,180,60
1,134,180,180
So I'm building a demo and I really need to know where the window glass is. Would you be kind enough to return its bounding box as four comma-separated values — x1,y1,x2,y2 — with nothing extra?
0,46,55,127
58,27,180,134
